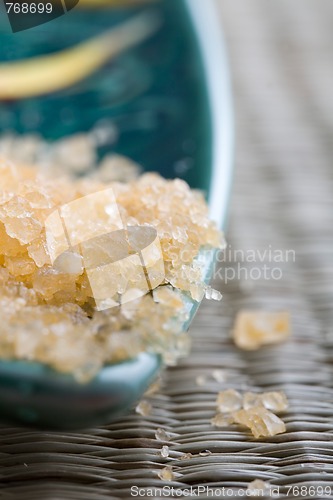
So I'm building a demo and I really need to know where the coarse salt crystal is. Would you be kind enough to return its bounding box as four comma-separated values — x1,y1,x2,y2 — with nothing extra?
212,369,227,383
199,450,212,457
233,310,290,350
261,391,288,412
233,406,286,438
216,389,243,413
205,286,223,301
160,445,170,458
210,413,234,428
158,466,174,482
155,428,173,442
246,479,270,496
135,400,152,417
196,375,207,386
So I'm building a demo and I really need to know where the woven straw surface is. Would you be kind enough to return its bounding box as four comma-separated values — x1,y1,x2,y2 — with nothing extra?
1,1,333,498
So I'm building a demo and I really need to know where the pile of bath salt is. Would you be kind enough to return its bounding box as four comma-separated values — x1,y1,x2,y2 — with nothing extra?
0,139,223,382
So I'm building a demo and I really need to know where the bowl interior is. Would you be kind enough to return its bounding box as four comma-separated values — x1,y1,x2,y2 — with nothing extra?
0,0,212,194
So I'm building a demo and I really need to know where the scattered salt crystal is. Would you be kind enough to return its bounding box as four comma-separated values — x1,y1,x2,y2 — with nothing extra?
247,479,270,497
261,391,288,412
233,310,290,350
155,428,172,442
243,392,261,410
196,375,207,386
212,369,227,383
246,479,270,496
211,413,234,428
180,453,192,460
211,289,223,301
216,389,243,413
158,465,174,482
160,445,170,458
205,286,222,301
135,400,152,417
212,390,288,438
199,450,212,457
243,391,288,413
233,407,286,438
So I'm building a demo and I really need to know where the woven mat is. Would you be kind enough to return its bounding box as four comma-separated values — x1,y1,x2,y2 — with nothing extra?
1,1,333,498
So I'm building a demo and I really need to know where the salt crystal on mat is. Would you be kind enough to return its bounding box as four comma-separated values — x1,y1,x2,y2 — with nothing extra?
261,391,288,412
160,445,170,458
216,389,243,413
233,310,290,350
212,369,227,383
212,390,288,438
211,413,234,428
196,375,207,386
158,466,174,482
155,428,172,442
233,406,286,438
243,391,288,413
246,479,270,496
243,392,262,410
199,450,212,457
135,400,152,417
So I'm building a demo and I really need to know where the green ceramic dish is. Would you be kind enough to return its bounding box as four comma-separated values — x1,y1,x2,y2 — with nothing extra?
0,0,233,428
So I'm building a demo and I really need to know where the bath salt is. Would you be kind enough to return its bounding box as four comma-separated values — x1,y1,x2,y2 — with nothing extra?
0,139,223,381
233,310,290,350
211,389,288,438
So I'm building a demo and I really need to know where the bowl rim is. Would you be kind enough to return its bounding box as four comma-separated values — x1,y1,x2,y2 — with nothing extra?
185,0,234,229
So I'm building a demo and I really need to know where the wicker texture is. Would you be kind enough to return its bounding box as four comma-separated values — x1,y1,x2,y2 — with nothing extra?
1,1,333,498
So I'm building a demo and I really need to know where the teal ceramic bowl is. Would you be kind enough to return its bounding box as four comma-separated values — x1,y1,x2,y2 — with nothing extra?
0,0,233,428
